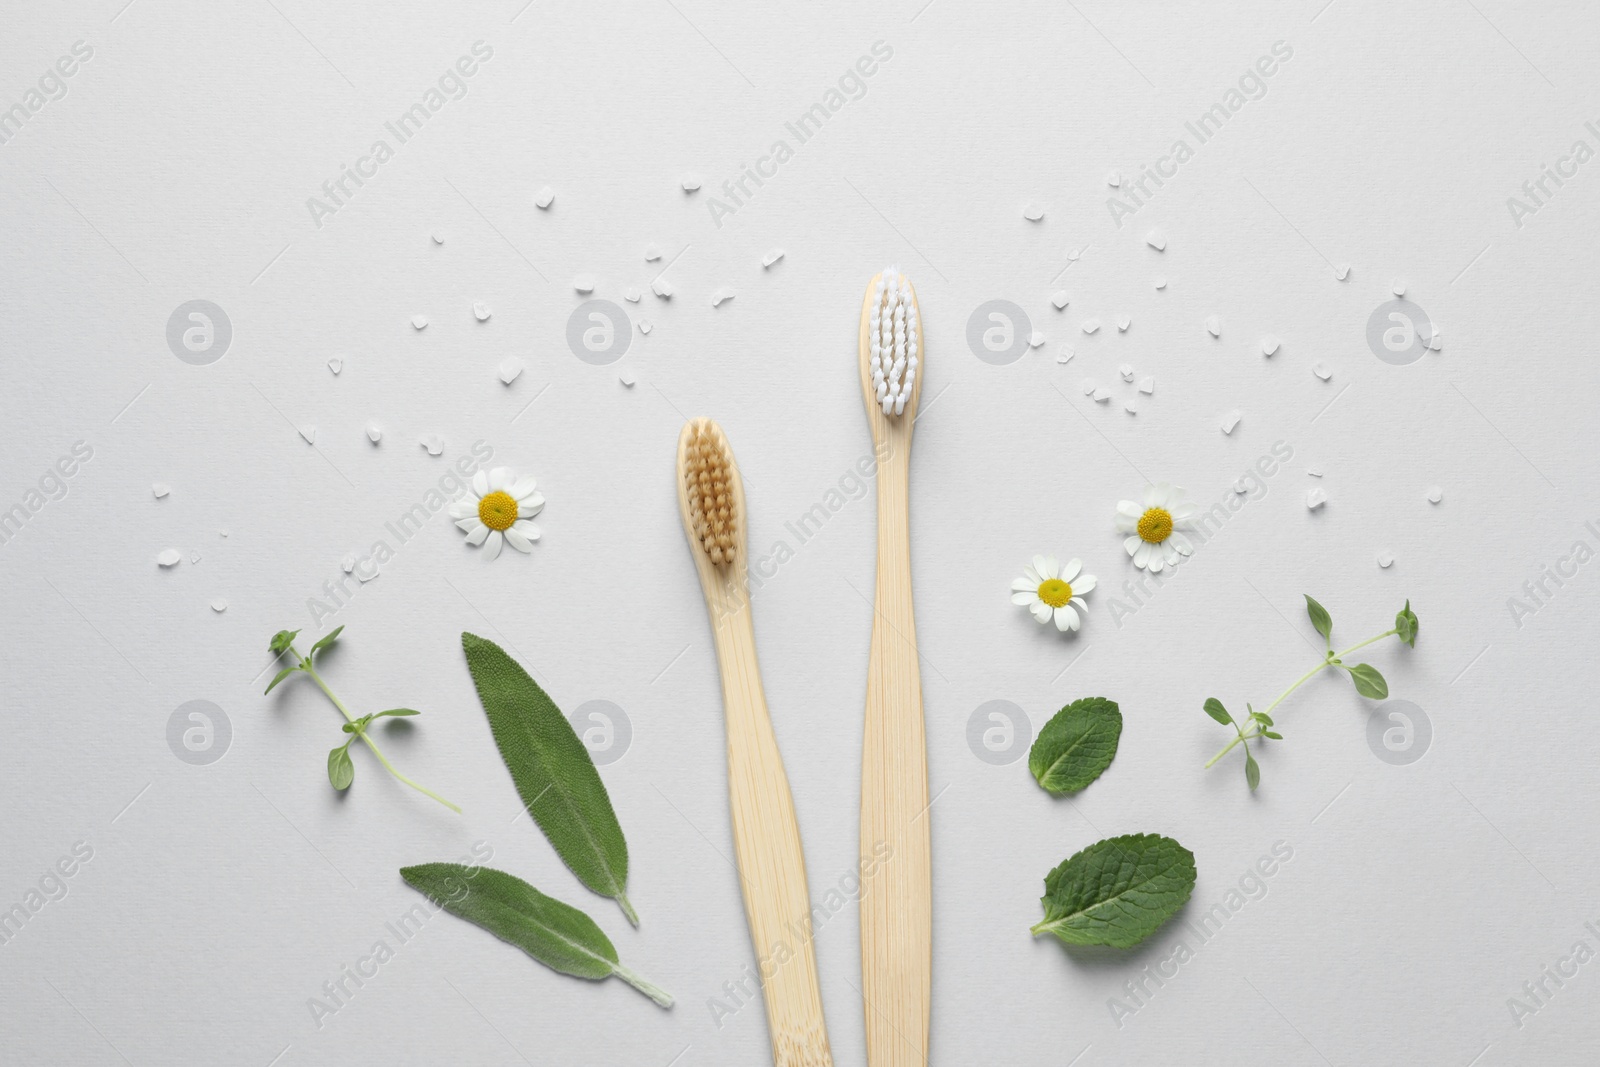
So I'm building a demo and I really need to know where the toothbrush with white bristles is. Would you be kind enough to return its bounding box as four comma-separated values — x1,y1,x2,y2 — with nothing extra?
857,266,931,1067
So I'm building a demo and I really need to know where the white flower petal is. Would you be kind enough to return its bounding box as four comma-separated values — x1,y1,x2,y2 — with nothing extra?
1013,591,1039,606
488,467,510,492
509,477,538,499
464,522,490,546
517,493,545,517
1170,502,1200,521
1074,574,1097,594
1116,515,1136,534
484,530,503,560
1117,500,1142,520
504,528,533,553
1023,564,1042,584
512,520,540,541
1148,549,1165,573
1053,605,1075,631
448,500,476,520
1069,596,1088,611
1144,484,1164,509
1065,605,1082,631
1124,534,1143,557
472,470,489,496
1162,540,1180,565
1042,556,1062,579
1062,558,1082,582
454,517,480,533
1030,600,1052,623
1033,555,1053,580
1133,541,1152,568
1170,532,1194,555
1011,577,1035,592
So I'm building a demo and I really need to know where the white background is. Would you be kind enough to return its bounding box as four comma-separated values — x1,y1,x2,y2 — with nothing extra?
2,1,1598,1064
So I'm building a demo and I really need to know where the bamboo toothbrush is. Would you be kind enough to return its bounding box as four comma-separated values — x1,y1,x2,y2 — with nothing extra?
858,267,930,1067
676,417,834,1067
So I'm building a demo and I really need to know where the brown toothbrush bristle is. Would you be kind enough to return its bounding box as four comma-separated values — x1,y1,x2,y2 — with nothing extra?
685,423,738,566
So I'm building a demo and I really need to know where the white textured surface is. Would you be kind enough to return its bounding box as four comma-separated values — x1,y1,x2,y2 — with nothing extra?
2,2,1598,1066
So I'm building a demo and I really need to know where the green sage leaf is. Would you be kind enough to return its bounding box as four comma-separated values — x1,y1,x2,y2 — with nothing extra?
1245,751,1261,791
328,745,355,790
1396,600,1419,648
1304,595,1333,646
1028,697,1122,795
308,625,344,661
400,863,672,1007
1031,834,1197,948
461,632,636,925
1345,662,1389,699
264,666,298,695
1203,698,1232,726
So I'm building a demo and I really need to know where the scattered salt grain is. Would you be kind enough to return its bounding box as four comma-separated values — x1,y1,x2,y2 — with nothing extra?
1313,362,1332,380
1022,203,1045,221
211,598,227,612
189,551,201,564
341,556,355,574
573,274,596,294
1080,379,1096,396
624,287,641,302
710,287,736,307
157,549,181,567
644,243,662,262
1377,552,1394,569
681,174,702,191
1051,290,1070,309
1221,410,1241,435
1205,315,1221,337
1334,263,1351,281
638,320,652,334
1081,318,1101,334
365,423,383,444
1392,280,1406,297
327,356,343,375
431,231,445,245
1306,487,1328,510
1138,376,1154,394
534,186,555,209
356,560,379,583
1145,229,1167,251
652,278,673,299
410,315,428,330
1028,331,1045,348
298,425,317,444
1426,486,1443,504
1106,170,1121,187
762,248,785,268
1119,363,1134,382
419,434,444,456
1093,387,1112,403
152,483,170,499
473,302,492,322
498,357,525,385
619,371,636,387
1154,276,1167,290
1056,346,1074,364
1261,335,1280,356
1307,466,1323,477
1117,315,1130,332
1124,399,1138,414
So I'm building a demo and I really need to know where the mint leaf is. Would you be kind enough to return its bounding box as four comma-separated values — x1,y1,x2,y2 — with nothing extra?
1395,600,1419,647
462,632,637,925
1028,697,1122,795
1203,698,1232,726
264,666,298,695
1304,595,1333,646
1345,662,1388,699
328,745,355,790
400,863,672,1007
1245,751,1261,791
308,625,344,661
1032,834,1197,948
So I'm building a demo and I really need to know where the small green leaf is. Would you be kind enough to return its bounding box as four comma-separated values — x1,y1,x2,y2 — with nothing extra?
1395,600,1419,648
308,625,345,661
1345,662,1389,699
264,666,298,694
1245,752,1261,791
1262,730,1283,740
328,745,355,790
374,708,422,719
1304,595,1333,646
1031,834,1197,948
1203,698,1233,726
1028,697,1123,795
268,629,301,655
400,863,672,1007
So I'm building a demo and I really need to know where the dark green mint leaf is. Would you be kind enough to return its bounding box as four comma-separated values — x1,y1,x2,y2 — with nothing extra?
1031,834,1197,948
1028,697,1122,795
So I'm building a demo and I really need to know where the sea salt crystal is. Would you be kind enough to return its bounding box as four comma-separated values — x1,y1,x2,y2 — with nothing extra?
327,356,343,374
431,232,445,245
410,315,428,330
1022,203,1045,221
1093,387,1112,403
1080,379,1096,396
1307,466,1323,477
157,549,181,567
1154,276,1167,290
1028,331,1045,348
534,186,555,209
473,302,492,321
1221,410,1241,434
1124,399,1138,414
1334,263,1351,281
419,434,444,456
152,483,170,499
1377,552,1394,569
1119,363,1134,382
1117,315,1130,332
624,287,641,302
1392,280,1406,296
652,278,673,298
1426,486,1443,504
298,425,317,444
210,598,227,612
681,175,702,191
619,371,636,387
1106,170,1121,187
710,287,736,307
1138,376,1154,394
644,243,662,261
498,357,524,385
1261,335,1281,356
1051,291,1070,309
1205,315,1221,337
1313,362,1332,380
1056,346,1074,364
189,551,201,564
1081,318,1101,334
365,423,383,444
638,320,652,334
1146,229,1167,251
1306,487,1328,510
341,556,355,573
762,248,785,268
573,274,596,293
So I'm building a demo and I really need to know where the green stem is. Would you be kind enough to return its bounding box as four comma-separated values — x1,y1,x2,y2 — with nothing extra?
616,891,640,928
1203,627,1399,769
298,650,461,813
612,963,674,1008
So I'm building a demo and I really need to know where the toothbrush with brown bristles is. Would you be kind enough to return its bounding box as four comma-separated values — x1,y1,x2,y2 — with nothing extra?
857,266,931,1067
676,417,834,1067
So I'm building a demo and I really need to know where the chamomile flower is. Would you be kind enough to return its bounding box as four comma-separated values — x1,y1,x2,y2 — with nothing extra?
1011,556,1096,632
450,468,544,560
1116,482,1198,572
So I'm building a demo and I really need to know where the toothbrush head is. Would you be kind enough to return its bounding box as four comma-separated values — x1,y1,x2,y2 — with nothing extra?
867,266,920,418
679,418,739,567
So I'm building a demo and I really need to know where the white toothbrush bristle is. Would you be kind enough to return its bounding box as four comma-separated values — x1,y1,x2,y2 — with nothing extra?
868,266,918,418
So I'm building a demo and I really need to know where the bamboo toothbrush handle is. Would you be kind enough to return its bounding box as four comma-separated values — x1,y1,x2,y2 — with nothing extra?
711,596,834,1067
860,450,931,1067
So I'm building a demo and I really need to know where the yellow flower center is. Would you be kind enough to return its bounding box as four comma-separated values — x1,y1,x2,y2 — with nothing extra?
1137,507,1173,544
1037,578,1073,608
478,490,519,531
